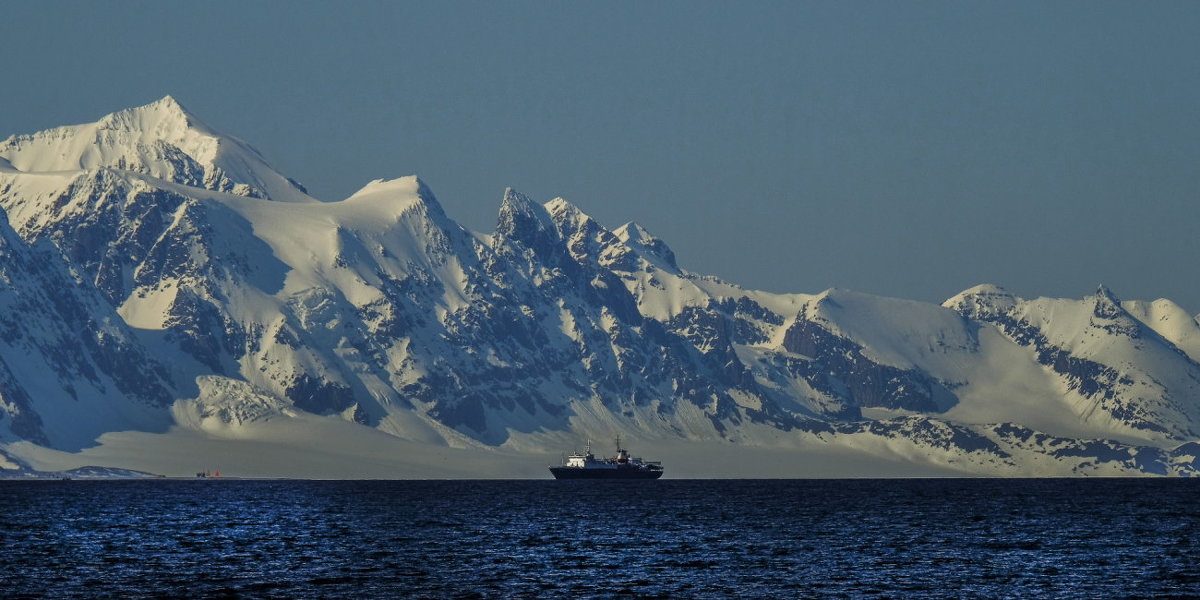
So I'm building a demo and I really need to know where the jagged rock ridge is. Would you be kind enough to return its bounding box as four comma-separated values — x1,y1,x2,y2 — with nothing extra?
1,98,1199,476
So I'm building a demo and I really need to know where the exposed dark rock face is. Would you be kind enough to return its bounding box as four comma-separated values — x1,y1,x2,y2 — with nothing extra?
0,206,172,446
286,374,357,417
837,417,1010,458
0,359,47,446
2,99,1200,476
781,317,957,413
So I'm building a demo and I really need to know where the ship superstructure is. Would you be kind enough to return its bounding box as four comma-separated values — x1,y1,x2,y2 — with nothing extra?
549,437,664,479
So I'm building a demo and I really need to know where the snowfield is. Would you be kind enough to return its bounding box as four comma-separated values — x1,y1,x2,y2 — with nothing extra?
1,97,1199,478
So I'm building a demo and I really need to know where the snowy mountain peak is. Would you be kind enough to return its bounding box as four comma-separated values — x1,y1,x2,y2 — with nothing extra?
613,221,679,271
495,187,554,244
96,95,201,136
614,221,655,244
1091,284,1126,320
342,176,449,224
1123,298,1200,362
959,283,1013,298
544,197,604,236
5,101,1200,477
942,284,1021,317
347,176,421,201
1095,284,1119,301
543,196,575,216
0,96,315,203
500,187,536,213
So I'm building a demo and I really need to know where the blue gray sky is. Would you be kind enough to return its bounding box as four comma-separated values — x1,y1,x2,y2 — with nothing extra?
4,1,1199,312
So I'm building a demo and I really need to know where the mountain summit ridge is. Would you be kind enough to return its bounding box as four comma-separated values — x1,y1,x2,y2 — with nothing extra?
1,98,1198,477
0,95,314,203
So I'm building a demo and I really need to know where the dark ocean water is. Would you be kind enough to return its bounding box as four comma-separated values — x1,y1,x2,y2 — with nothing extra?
1,478,1198,599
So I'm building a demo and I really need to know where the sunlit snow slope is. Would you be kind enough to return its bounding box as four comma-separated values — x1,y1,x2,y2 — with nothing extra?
2,97,1199,477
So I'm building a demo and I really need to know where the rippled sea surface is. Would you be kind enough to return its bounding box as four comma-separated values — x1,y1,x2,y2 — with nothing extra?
1,478,1198,598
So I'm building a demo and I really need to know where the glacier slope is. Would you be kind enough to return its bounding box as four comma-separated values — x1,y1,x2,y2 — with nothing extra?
1,97,1199,477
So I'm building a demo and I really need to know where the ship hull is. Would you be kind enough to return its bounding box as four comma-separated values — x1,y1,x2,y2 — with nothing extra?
549,467,663,479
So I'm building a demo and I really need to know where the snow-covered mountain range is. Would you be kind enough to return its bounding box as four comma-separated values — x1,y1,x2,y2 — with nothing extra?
2,97,1198,477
